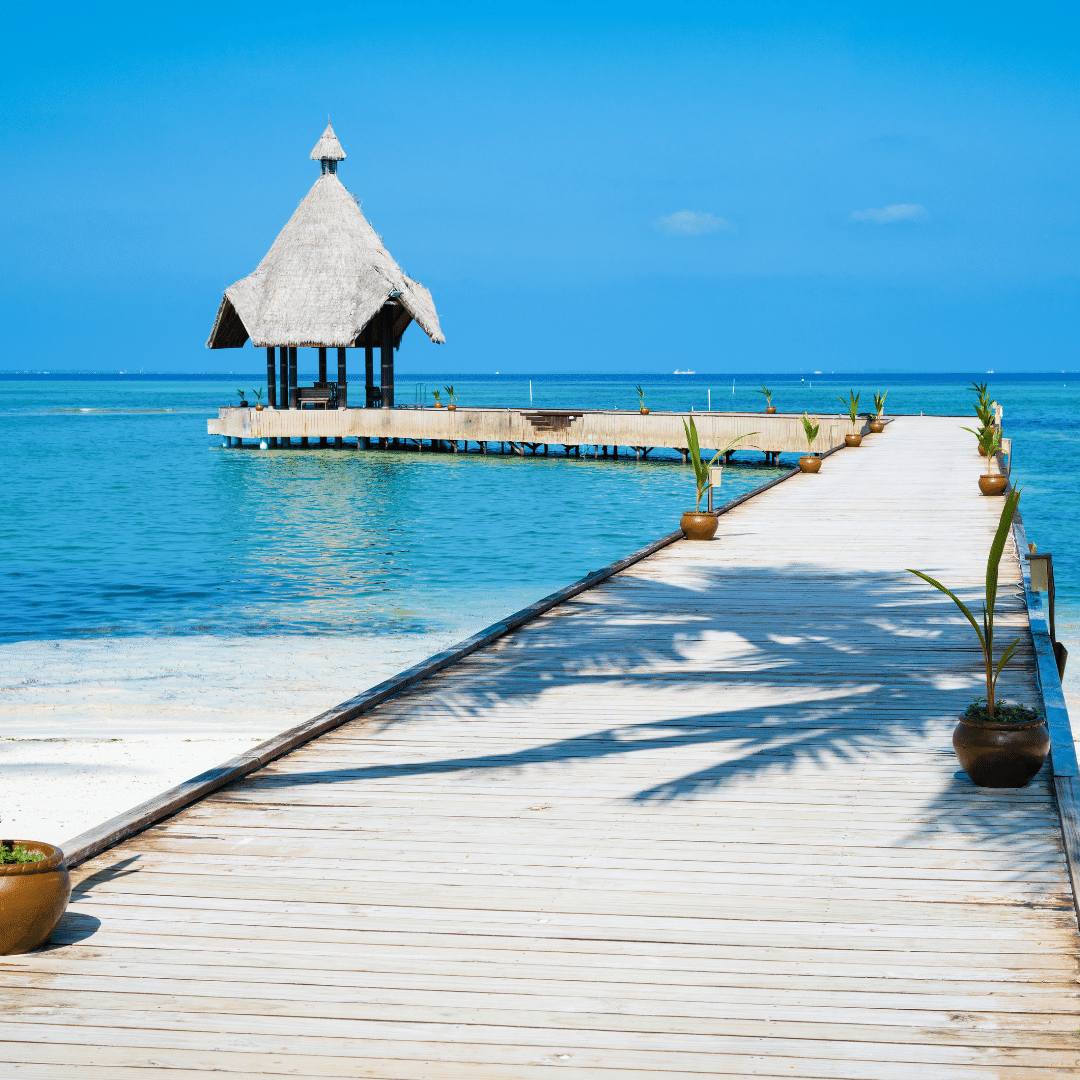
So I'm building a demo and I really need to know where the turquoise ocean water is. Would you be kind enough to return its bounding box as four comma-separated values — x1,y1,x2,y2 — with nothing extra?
3,372,1077,677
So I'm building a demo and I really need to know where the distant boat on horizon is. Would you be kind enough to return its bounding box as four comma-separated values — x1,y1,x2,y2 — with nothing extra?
674,369,696,375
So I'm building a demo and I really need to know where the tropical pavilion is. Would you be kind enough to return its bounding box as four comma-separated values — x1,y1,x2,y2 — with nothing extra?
206,123,444,410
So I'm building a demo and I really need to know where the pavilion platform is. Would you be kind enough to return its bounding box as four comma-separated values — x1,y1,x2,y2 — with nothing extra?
2,416,1077,1078
208,407,854,460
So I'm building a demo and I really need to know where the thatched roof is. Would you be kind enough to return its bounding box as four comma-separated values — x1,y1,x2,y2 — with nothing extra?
310,122,345,162
207,128,444,350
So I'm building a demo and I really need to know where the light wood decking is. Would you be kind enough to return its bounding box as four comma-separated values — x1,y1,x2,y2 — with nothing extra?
2,416,1078,1078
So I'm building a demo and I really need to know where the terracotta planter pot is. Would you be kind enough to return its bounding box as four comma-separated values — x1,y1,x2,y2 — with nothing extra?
978,444,988,457
0,842,71,955
978,474,1008,496
766,406,776,414
680,511,718,541
640,407,649,414
798,455,821,473
447,404,457,411
869,419,884,433
953,716,1049,788
844,433,862,447
255,404,264,412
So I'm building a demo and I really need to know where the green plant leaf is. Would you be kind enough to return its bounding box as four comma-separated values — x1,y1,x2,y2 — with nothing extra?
984,488,1021,639
992,636,1022,688
906,569,987,654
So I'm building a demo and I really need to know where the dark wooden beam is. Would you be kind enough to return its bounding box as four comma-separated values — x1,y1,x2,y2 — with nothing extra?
365,329,376,408
288,347,298,409
337,347,347,408
266,346,277,409
380,306,394,409
318,347,327,384
278,346,288,411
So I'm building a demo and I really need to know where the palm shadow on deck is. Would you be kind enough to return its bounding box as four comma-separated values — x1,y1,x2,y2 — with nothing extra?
228,563,1059,875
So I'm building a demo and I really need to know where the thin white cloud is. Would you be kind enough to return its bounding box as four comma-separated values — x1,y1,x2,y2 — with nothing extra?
849,203,929,224
656,210,734,235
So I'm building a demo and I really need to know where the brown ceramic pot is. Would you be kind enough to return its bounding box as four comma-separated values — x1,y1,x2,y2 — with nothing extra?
680,511,718,541
798,455,821,473
844,433,862,447
640,407,650,414
978,474,1008,496
447,403,457,411
0,842,71,955
953,716,1050,788
255,404,264,412
869,418,884,433
766,406,776,414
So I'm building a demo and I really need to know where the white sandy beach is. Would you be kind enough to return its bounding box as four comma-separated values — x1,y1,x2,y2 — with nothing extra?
0,631,462,844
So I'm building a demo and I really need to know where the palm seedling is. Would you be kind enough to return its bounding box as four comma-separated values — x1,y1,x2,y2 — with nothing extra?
444,385,457,406
962,422,1003,475
801,412,820,453
681,415,756,510
838,390,860,431
873,391,888,417
634,384,647,410
236,388,247,403
757,384,773,408
432,389,442,406
252,388,264,405
907,489,1023,720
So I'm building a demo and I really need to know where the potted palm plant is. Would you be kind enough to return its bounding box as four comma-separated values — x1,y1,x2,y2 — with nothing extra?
679,416,756,540
757,385,776,413
445,385,458,411
635,384,650,414
970,382,996,455
799,413,821,473
962,423,1009,495
431,389,444,408
0,840,72,954
869,391,887,433
236,388,249,408
839,391,861,446
907,489,1048,787
252,388,265,412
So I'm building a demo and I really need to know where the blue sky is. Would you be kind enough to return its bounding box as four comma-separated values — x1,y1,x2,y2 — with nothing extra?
2,2,1077,373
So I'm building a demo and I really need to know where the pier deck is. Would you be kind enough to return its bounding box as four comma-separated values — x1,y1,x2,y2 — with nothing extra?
3,416,1078,1078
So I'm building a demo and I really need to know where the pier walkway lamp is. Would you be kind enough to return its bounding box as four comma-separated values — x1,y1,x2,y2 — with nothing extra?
707,464,723,512
1026,548,1067,679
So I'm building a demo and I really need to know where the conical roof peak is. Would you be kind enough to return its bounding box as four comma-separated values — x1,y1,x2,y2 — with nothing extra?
310,121,345,161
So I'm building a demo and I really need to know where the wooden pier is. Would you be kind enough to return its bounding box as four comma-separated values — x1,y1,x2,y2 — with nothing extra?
3,416,1078,1078
208,407,854,460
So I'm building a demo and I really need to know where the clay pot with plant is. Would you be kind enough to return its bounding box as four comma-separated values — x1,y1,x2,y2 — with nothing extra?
908,489,1049,787
798,413,822,473
869,391,887,433
757,384,776,413
679,416,756,540
445,385,458,411
253,388,265,412
635,384,650,414
236,388,249,408
0,841,72,955
963,423,1009,495
839,391,862,446
431,390,444,408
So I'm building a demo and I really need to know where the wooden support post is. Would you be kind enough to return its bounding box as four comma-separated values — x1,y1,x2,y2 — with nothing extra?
575,445,580,457
318,347,327,384
380,307,394,408
301,437,308,447
334,436,342,448
337,348,347,408
320,437,328,447
278,347,288,410
364,330,376,408
266,347,277,409
288,347,297,409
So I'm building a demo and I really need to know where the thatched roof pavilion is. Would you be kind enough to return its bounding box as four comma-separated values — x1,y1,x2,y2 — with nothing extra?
206,123,443,411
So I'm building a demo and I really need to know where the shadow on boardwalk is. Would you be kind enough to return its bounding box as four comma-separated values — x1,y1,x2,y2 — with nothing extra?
232,564,1056,873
